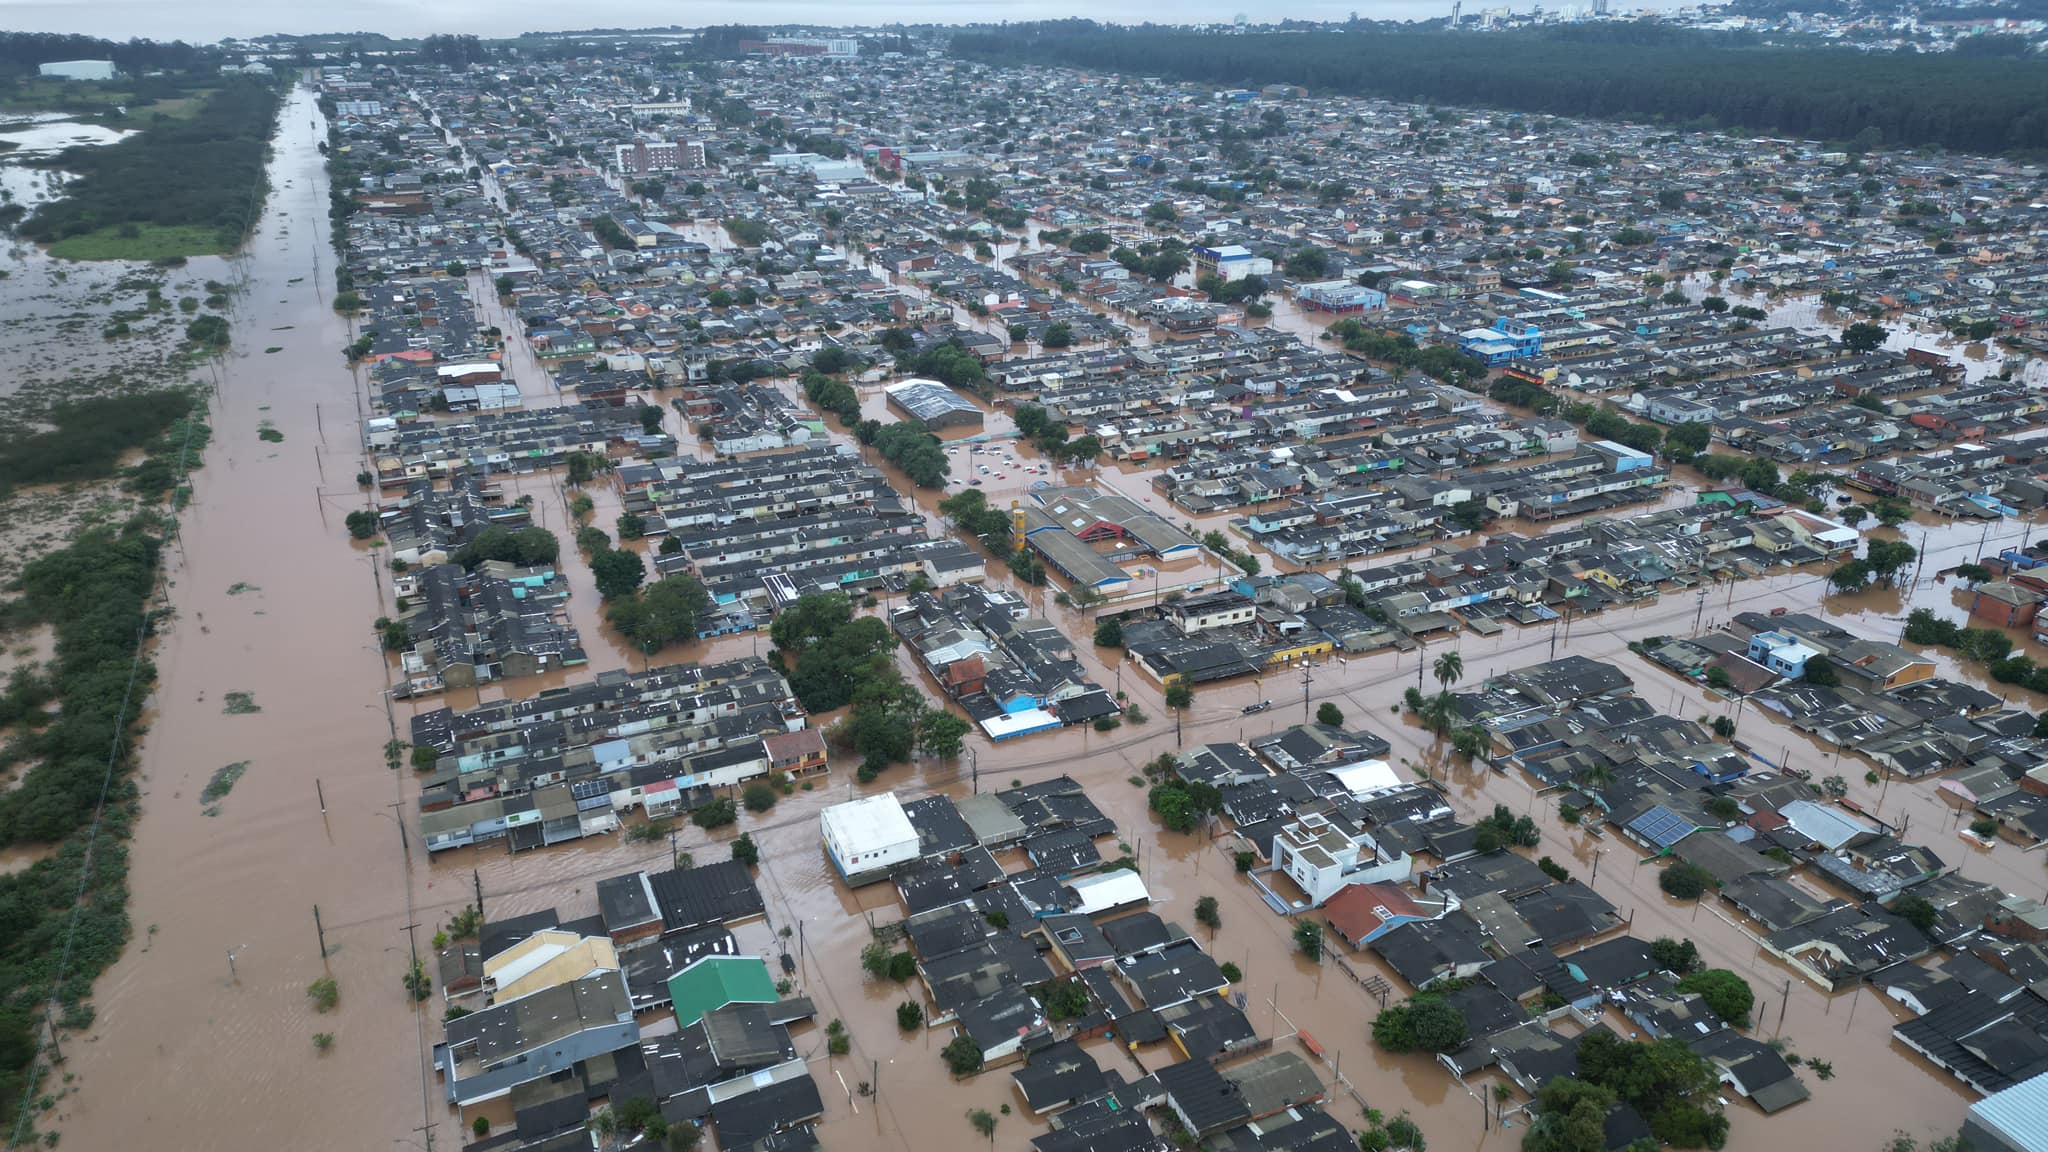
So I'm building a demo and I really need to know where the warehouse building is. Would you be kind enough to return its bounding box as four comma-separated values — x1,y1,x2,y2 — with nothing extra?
885,377,983,431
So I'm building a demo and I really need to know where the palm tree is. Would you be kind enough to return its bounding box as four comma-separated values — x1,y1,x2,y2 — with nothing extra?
1433,650,1465,693
1423,690,1458,739
1577,761,1615,799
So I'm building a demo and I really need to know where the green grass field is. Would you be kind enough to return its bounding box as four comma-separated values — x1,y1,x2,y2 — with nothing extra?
46,223,232,262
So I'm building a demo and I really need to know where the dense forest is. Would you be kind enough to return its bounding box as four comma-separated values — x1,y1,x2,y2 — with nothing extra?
0,33,214,79
949,21,2048,155
18,79,281,251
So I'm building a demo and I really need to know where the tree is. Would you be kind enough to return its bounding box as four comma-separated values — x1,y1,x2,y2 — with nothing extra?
861,942,892,978
454,525,561,570
1700,295,1729,313
1374,996,1468,1053
1195,895,1221,932
812,345,854,374
1659,861,1713,900
591,548,646,599
1317,702,1345,727
1865,538,1917,587
968,1108,997,1144
1284,246,1330,278
344,509,378,540
1523,1078,1617,1152
1042,978,1091,1019
692,797,737,829
1293,918,1323,961
1093,618,1123,648
1651,937,1703,975
898,1000,925,1031
565,451,611,485
607,574,713,653
1891,893,1939,938
1042,321,1074,348
917,708,971,760
1828,558,1870,594
1803,658,1840,687
1433,650,1464,692
943,1034,984,1076
1146,200,1178,223
307,976,339,1012
403,958,431,1001
666,1122,702,1152
1676,969,1753,1027
1842,321,1889,353
617,512,647,541
1165,681,1193,743
1956,562,1993,587
742,782,778,812
887,951,918,982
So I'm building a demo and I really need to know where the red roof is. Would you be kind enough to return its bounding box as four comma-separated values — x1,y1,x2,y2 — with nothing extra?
1323,882,1426,944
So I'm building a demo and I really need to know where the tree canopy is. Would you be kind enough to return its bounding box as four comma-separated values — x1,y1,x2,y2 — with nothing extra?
952,21,2048,155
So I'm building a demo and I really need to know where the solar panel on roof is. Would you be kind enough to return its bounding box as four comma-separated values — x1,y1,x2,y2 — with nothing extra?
1631,805,1695,847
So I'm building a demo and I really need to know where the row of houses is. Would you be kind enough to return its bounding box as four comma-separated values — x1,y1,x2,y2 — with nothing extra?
412,658,820,853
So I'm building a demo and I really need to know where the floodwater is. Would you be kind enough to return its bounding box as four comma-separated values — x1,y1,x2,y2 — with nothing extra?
49,86,2023,1152
51,86,437,1151
0,114,131,156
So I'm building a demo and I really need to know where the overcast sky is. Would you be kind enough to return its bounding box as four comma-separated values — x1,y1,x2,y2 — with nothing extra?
0,0,1694,46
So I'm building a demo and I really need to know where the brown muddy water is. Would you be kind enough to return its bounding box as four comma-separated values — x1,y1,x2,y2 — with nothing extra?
49,95,2023,1152
51,86,437,1152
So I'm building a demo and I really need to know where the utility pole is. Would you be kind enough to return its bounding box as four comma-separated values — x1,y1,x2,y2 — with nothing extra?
400,922,422,999
1300,662,1314,721
968,746,979,794
472,869,485,927
314,905,327,960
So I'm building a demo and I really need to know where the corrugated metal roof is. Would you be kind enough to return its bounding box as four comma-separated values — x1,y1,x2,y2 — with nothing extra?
1970,1069,2048,1151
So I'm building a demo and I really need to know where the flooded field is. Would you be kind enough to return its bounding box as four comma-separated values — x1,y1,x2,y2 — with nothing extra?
39,88,2036,1152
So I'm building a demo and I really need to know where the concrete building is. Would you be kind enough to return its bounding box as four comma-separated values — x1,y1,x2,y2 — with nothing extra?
1191,244,1274,283
1295,279,1387,313
1748,630,1820,678
39,59,115,81
821,793,920,885
1270,811,1411,907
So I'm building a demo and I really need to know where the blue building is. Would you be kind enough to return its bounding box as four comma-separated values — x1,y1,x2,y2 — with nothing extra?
1457,318,1543,365
1747,631,1820,678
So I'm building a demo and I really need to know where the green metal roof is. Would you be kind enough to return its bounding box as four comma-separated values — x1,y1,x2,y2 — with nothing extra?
666,955,777,1027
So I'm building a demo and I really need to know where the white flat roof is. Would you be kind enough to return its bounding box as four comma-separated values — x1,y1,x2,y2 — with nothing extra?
820,793,917,853
1329,759,1400,797
1067,868,1150,915
980,708,1062,740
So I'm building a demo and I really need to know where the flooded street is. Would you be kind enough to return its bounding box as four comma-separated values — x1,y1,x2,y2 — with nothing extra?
52,86,442,1152
36,87,2033,1152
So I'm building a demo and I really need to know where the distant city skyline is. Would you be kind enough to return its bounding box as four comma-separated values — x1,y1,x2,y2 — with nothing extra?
0,0,1708,46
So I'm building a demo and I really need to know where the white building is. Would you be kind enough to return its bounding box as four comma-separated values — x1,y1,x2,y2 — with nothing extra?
821,794,920,886
1270,812,1411,907
39,60,116,81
